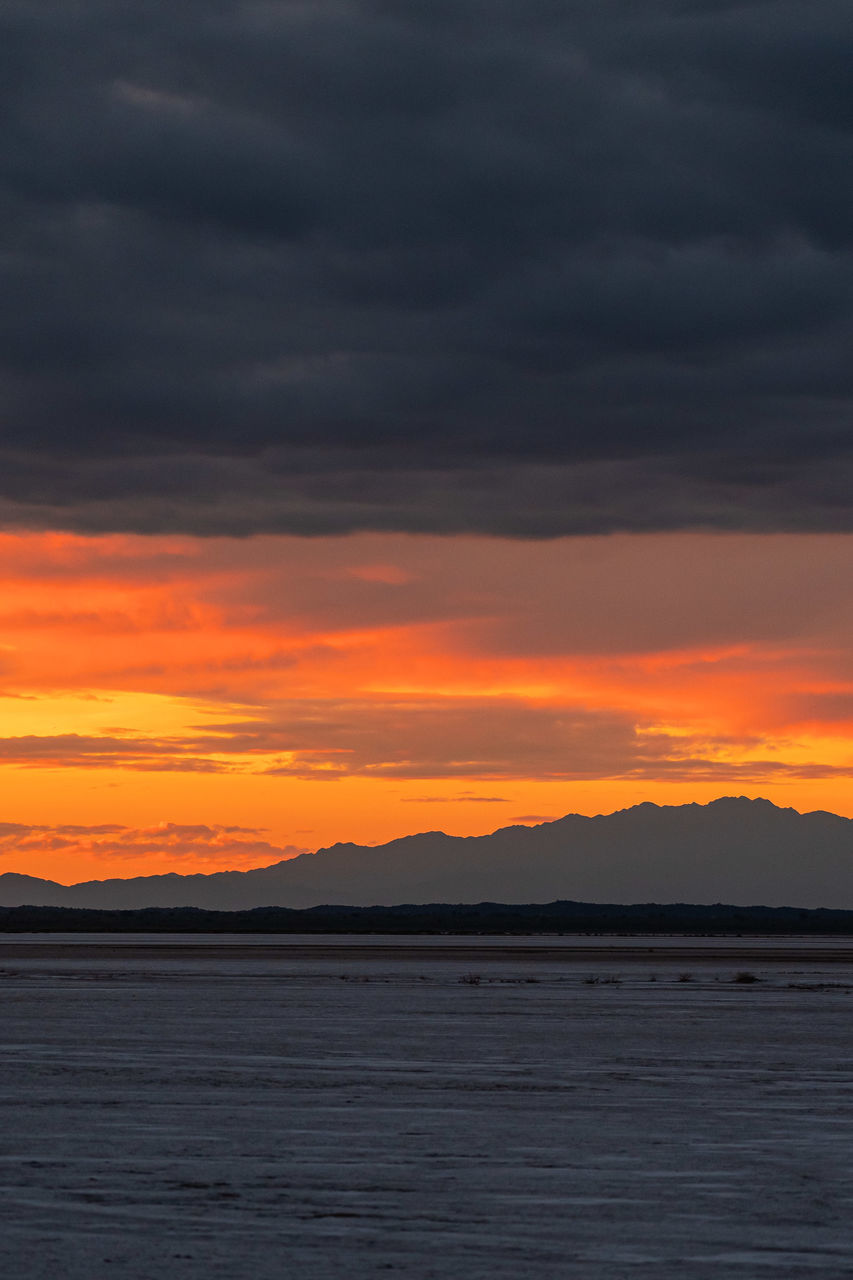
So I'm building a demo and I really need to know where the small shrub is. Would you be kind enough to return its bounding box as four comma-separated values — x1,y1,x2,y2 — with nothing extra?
677,973,694,983
733,971,760,984
458,973,481,985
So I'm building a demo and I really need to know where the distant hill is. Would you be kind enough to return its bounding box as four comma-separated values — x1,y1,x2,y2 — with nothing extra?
3,899,853,935
2,797,853,911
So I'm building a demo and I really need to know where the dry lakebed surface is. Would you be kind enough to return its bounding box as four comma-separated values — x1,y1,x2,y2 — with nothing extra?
1,933,852,1278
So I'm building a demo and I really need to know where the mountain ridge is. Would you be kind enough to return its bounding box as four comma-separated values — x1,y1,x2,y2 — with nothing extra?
2,796,852,910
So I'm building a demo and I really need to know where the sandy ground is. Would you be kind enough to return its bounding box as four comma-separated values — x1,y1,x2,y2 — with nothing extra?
2,936,852,1278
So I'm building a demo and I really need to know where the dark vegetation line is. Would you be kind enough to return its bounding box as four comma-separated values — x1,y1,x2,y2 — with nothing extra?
2,901,853,934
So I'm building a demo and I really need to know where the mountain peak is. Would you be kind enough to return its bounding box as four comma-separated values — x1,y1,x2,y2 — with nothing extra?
708,795,778,808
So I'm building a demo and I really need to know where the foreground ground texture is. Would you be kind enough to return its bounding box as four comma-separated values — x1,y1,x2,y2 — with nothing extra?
1,935,852,1278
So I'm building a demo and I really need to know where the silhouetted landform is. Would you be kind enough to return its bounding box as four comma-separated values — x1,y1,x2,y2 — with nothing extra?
3,900,853,934
3,797,853,911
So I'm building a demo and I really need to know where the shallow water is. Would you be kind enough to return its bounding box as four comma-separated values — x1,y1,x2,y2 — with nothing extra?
2,937,852,1278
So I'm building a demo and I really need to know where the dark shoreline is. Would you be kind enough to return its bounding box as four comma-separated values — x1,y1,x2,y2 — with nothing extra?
4,938,853,967
4,899,853,935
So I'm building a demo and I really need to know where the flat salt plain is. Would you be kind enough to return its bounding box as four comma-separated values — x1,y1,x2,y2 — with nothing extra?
2,936,853,1279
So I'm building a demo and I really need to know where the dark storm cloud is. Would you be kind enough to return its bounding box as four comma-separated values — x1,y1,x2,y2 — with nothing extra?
2,0,853,534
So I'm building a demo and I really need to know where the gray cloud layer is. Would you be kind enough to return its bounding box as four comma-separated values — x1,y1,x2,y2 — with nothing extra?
2,1,852,534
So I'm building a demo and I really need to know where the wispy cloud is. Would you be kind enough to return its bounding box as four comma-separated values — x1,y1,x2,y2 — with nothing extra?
401,793,509,803
0,821,308,876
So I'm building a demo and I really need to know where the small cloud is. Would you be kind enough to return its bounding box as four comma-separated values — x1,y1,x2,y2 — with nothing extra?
112,79,202,115
513,814,557,823
347,564,414,585
402,792,509,803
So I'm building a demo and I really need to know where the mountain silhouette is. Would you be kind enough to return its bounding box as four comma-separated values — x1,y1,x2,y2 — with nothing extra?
2,797,852,910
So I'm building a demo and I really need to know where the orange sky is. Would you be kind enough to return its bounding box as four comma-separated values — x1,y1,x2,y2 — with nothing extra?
2,529,853,882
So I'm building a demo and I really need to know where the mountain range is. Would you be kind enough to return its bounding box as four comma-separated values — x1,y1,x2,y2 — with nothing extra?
2,797,853,910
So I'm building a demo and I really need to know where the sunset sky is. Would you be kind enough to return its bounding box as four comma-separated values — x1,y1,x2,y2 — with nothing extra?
2,2,853,882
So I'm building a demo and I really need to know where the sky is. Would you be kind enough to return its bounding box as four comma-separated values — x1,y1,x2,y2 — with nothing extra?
2,1,853,883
